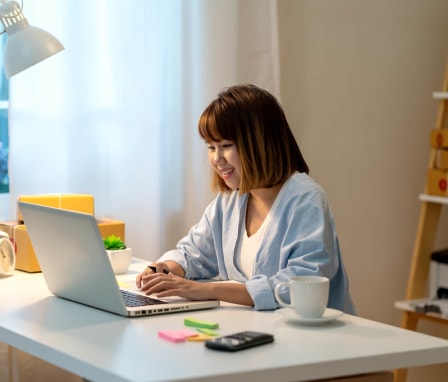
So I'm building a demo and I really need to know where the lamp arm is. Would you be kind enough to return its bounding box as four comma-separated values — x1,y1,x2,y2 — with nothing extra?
0,0,24,35
0,1,28,36
0,0,23,18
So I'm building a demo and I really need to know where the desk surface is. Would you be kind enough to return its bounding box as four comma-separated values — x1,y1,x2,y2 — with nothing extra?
1,259,448,382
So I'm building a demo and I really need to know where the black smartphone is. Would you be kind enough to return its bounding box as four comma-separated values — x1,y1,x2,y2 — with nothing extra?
205,331,274,352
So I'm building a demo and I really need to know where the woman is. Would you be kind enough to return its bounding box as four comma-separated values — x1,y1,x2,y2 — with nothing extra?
136,84,355,314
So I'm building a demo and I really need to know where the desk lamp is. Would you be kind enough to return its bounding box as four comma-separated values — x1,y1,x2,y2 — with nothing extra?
0,0,64,78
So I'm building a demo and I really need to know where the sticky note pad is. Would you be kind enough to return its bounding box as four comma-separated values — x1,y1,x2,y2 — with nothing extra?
158,329,198,343
187,333,214,342
178,329,198,338
184,317,219,329
197,327,219,336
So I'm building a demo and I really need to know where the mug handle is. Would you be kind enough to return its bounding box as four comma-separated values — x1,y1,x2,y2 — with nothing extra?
274,281,292,308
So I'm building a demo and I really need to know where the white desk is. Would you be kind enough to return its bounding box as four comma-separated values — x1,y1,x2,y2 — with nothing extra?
1,260,448,382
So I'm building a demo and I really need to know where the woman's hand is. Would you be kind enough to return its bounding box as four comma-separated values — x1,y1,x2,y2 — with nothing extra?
136,261,184,289
139,272,213,301
136,263,164,288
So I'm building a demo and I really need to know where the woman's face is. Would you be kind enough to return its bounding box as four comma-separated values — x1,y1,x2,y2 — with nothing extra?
207,140,241,190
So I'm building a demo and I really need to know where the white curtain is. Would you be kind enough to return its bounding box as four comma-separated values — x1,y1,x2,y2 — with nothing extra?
8,0,280,261
4,0,280,379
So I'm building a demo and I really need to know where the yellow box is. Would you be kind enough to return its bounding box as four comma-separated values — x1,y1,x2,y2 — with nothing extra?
14,225,41,272
17,194,95,222
435,149,448,169
0,219,126,273
430,129,448,148
97,218,126,243
426,169,448,196
0,223,41,273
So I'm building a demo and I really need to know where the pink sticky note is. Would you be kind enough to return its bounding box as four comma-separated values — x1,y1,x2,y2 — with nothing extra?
158,330,186,343
177,329,198,338
158,329,198,343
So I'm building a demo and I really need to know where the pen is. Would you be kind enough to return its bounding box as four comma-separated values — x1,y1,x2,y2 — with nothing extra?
147,265,169,274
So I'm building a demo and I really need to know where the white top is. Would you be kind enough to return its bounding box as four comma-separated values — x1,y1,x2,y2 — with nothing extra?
2,259,448,382
237,213,271,277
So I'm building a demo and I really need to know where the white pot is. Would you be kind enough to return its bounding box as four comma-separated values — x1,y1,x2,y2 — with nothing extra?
106,248,132,274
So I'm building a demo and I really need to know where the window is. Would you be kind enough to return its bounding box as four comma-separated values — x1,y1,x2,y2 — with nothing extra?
0,33,10,219
0,107,8,194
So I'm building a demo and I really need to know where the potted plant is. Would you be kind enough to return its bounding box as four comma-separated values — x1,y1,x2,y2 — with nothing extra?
103,234,132,274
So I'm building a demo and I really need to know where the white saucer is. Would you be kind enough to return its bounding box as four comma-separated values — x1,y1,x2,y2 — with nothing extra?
276,308,344,325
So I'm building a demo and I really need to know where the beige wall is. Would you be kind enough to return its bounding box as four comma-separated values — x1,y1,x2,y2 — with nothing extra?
278,1,448,380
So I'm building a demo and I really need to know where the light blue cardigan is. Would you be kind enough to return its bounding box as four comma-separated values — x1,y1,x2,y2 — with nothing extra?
159,172,356,314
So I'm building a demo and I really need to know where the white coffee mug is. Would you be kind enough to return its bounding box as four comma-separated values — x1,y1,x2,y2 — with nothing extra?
274,276,329,318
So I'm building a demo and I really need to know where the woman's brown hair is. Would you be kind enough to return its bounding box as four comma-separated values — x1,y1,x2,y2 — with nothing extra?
199,84,309,194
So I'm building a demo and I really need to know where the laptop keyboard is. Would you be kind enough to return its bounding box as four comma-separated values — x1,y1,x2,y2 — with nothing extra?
121,290,167,307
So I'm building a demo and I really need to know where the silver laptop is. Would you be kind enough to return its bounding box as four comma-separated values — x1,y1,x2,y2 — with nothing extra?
18,202,220,317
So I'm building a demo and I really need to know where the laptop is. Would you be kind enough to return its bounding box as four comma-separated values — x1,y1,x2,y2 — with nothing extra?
18,201,220,317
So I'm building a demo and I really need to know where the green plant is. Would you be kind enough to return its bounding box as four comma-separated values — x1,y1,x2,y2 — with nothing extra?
103,235,126,250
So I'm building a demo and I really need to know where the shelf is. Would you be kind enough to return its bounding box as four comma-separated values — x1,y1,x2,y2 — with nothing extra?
395,299,448,324
433,92,448,99
419,193,448,204
395,65,448,382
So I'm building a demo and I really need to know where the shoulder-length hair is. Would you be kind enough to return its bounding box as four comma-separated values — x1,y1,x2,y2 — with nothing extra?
198,84,309,194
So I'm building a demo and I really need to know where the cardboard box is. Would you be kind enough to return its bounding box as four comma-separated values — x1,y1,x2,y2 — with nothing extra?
14,225,41,273
0,219,126,273
426,168,448,196
0,223,41,273
430,129,448,148
17,194,95,222
97,218,125,242
435,149,448,169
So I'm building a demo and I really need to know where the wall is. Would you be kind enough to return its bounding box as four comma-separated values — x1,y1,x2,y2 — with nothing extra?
277,1,448,381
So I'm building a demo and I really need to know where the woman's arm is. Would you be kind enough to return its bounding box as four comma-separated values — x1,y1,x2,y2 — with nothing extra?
203,281,254,306
138,272,254,306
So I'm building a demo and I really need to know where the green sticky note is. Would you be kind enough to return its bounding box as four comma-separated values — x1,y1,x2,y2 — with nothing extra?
184,317,219,329
196,327,220,336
